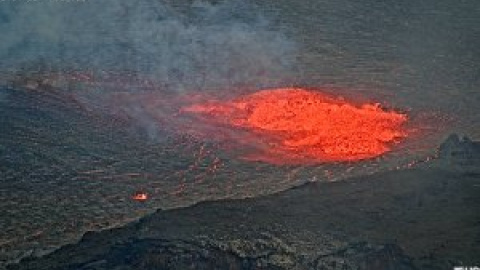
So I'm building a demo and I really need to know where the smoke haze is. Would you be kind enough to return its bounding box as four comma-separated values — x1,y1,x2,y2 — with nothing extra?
0,0,296,91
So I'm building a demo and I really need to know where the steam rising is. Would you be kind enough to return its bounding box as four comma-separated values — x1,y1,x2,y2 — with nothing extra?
0,0,296,90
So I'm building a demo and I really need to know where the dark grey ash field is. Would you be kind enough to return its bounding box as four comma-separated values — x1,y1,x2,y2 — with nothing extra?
0,0,479,269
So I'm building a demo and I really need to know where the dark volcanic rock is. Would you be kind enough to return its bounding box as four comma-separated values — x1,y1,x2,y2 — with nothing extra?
8,141,480,270
439,134,480,165
1,79,478,270
10,239,416,270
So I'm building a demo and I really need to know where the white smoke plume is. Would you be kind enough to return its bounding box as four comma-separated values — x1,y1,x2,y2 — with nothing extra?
0,0,297,91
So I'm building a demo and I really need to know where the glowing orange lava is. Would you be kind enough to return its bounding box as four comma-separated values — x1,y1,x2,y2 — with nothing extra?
182,88,408,164
132,192,148,202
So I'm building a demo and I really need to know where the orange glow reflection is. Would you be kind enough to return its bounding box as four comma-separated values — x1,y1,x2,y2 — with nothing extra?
182,88,408,164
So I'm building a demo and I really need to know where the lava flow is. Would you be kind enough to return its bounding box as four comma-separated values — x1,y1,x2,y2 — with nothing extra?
182,88,408,164
132,192,148,202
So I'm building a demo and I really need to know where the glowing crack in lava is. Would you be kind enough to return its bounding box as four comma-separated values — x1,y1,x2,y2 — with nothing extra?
182,88,408,164
132,192,148,202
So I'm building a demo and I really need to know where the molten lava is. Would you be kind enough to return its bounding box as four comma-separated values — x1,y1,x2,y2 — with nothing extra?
132,192,148,202
182,88,408,164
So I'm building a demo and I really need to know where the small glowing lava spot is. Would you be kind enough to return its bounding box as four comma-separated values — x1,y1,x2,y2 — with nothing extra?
132,192,148,202
182,88,409,164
